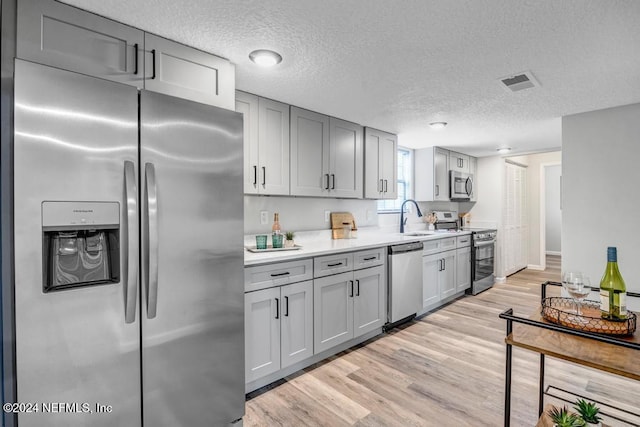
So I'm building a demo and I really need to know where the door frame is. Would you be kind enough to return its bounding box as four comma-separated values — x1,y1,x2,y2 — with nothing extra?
538,161,561,271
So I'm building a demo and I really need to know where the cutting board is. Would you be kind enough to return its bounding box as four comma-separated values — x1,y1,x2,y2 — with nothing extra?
330,212,357,239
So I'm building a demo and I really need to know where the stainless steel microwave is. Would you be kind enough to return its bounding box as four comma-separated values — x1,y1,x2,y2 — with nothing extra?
450,170,474,200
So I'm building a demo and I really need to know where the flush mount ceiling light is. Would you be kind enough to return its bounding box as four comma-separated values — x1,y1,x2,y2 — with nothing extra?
249,49,282,67
429,122,447,130
497,147,512,154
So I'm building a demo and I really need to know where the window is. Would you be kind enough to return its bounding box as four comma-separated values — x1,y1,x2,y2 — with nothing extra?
377,148,412,212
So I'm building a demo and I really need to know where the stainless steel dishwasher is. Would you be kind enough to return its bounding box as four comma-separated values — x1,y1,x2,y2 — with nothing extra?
388,241,424,326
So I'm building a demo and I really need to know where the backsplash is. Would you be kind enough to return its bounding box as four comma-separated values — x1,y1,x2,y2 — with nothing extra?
378,201,473,231
244,195,378,235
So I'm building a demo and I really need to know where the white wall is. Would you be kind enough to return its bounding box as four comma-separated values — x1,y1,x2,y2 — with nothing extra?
244,195,378,235
545,165,561,254
562,102,640,297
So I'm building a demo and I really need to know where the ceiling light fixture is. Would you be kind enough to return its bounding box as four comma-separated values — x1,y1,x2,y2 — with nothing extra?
497,147,512,154
429,122,447,130
249,49,282,67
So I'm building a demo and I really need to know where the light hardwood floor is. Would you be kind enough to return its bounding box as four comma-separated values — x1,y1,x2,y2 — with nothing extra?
244,256,639,426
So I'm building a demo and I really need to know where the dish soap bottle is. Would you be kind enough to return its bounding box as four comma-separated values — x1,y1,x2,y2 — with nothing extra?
599,246,627,320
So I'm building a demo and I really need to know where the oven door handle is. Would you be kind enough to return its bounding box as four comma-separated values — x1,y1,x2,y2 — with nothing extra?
474,240,496,248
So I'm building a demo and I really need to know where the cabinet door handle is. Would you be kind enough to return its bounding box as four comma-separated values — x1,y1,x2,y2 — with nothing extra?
349,280,354,298
435,184,439,196
379,179,383,193
275,298,279,319
151,49,156,79
439,259,443,271
327,262,343,267
253,165,258,185
284,296,289,317
331,174,336,190
325,174,330,190
133,43,139,75
356,279,360,296
270,272,290,277
363,256,377,261
262,166,266,186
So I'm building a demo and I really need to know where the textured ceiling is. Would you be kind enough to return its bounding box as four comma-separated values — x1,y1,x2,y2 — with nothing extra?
61,0,640,157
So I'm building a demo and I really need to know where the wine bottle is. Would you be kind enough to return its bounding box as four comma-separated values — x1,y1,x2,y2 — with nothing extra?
599,246,627,320
271,213,281,235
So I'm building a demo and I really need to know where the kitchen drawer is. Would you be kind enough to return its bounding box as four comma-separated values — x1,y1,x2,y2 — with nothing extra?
422,237,457,256
353,247,385,270
314,252,354,278
245,259,313,292
456,235,471,248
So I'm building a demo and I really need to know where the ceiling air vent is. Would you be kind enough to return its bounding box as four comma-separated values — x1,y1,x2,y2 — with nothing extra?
499,71,539,92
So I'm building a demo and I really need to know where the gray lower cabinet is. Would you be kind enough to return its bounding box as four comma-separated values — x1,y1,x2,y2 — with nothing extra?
314,262,385,354
245,280,313,383
17,0,144,87
422,248,457,308
456,246,472,293
236,91,290,195
144,33,235,109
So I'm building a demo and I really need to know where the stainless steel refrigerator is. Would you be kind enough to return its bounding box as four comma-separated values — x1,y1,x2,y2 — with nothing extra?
13,59,244,426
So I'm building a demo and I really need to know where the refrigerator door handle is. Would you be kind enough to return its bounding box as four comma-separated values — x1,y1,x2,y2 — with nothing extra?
145,163,160,319
124,161,139,324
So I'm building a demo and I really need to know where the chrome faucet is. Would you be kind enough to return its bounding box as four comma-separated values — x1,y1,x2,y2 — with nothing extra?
400,199,423,234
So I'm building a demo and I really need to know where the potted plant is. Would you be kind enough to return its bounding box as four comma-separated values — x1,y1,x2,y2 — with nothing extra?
574,399,602,427
284,231,295,248
547,406,585,427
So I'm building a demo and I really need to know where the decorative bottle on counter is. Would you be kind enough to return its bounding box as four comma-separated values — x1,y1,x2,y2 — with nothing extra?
599,246,627,320
271,213,283,248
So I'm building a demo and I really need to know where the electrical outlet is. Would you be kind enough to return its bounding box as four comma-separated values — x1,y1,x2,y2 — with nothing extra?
366,209,374,222
324,210,331,222
260,211,268,225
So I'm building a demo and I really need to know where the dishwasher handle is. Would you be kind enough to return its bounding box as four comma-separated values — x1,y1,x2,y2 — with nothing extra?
388,242,424,254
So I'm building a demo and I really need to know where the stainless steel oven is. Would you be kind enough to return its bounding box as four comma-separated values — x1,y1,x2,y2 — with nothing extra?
466,229,497,295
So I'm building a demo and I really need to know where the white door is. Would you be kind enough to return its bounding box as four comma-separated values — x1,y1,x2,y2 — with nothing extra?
422,254,441,308
314,272,354,353
353,266,386,337
245,287,281,382
281,280,314,369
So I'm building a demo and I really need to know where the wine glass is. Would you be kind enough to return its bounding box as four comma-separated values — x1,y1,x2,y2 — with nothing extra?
566,276,591,317
562,271,582,313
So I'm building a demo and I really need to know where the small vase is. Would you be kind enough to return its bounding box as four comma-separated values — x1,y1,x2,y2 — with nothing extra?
284,239,295,248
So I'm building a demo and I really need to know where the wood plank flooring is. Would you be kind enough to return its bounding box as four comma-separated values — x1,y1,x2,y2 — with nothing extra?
244,256,640,426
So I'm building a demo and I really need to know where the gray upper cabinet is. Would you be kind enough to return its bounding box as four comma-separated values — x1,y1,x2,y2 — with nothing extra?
469,156,477,202
449,151,470,173
236,91,290,195
328,118,363,198
290,107,331,197
290,108,363,198
17,0,144,88
364,128,398,199
144,34,235,109
415,147,450,201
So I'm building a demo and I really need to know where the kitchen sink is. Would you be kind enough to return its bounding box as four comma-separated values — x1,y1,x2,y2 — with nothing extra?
403,231,436,236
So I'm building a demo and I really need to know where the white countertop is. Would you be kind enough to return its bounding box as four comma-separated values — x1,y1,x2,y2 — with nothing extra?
244,227,471,266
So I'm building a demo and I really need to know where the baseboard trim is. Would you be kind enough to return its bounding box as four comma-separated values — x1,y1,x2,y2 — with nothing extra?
545,251,561,256
527,264,545,271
